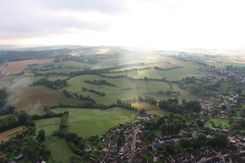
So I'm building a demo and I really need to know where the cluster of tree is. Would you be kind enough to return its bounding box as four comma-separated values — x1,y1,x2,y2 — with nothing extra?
158,90,180,97
188,80,242,97
144,114,185,131
159,98,201,114
232,118,245,130
180,76,200,85
33,67,111,77
153,66,183,71
59,111,69,136
0,50,61,63
33,78,68,89
0,89,7,109
31,112,63,120
36,129,46,143
63,133,91,159
0,111,35,133
0,89,16,116
156,133,227,157
54,113,96,161
168,133,226,152
207,133,228,148
62,90,96,104
116,99,135,110
226,65,245,72
0,105,15,115
84,79,116,87
189,83,219,97
82,87,105,96
0,114,19,132
0,136,50,162
88,89,105,96
160,119,184,135
137,96,157,105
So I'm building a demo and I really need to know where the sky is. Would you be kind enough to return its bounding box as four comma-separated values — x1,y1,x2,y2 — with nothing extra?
0,0,245,50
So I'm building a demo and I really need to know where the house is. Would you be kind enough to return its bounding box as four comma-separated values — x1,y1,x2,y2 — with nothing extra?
11,154,24,163
84,144,92,152
152,139,175,150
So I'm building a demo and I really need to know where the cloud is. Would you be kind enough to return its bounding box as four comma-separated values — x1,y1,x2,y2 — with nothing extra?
0,0,126,39
1,0,245,49
40,0,127,13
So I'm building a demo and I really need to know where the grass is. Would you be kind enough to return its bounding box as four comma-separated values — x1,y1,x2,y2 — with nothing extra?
52,107,137,137
152,129,161,138
37,107,137,161
35,117,60,136
65,74,192,104
45,136,74,163
0,114,13,120
205,118,230,129
35,117,74,163
9,86,85,115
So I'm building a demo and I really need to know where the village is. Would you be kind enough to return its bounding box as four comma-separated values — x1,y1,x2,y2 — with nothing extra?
89,65,245,163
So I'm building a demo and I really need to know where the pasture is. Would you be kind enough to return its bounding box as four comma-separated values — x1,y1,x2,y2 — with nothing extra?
45,136,74,163
52,107,137,137
9,86,85,115
65,74,192,104
35,117,60,136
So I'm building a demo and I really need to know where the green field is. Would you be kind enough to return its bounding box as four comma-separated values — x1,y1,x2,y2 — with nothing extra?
0,114,13,120
35,117,74,163
104,67,205,81
52,107,137,137
35,117,60,136
205,118,230,129
34,107,137,162
45,136,74,163
65,74,192,104
9,86,85,115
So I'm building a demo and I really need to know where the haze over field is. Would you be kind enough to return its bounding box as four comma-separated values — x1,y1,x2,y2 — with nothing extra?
1,0,245,50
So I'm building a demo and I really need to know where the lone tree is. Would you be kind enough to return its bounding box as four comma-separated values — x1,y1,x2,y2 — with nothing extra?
36,129,45,143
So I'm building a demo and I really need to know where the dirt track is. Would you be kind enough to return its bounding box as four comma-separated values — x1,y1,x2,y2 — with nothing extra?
0,126,27,142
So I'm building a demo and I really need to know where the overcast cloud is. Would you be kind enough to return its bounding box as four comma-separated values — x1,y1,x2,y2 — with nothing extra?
0,0,125,38
0,0,245,49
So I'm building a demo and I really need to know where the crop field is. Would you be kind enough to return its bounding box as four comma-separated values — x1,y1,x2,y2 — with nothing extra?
8,86,85,115
0,59,53,75
0,126,27,142
52,107,137,137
